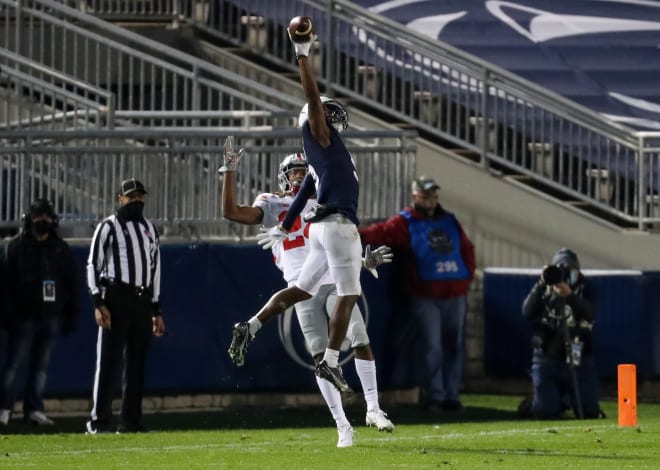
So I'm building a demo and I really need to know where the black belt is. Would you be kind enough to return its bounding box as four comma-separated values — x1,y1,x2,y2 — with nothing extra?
303,204,340,223
102,278,152,297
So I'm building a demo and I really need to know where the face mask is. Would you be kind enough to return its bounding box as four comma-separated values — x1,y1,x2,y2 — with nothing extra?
569,270,579,286
117,201,145,221
32,220,53,236
413,202,435,216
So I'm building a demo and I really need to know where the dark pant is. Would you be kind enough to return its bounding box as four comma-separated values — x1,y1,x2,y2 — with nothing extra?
412,296,467,403
89,284,152,430
531,355,600,419
0,317,60,414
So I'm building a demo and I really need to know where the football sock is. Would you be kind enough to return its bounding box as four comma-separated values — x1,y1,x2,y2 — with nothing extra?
247,317,262,336
355,358,380,411
323,349,340,368
316,376,350,428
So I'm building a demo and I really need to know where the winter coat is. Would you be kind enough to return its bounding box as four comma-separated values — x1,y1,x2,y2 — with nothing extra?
5,231,78,335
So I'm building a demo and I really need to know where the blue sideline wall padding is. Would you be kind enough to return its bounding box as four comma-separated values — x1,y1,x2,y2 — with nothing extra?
14,242,417,396
483,272,537,378
6,244,660,398
483,269,659,381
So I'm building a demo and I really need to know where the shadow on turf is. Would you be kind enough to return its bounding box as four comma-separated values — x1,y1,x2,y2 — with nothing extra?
0,404,519,434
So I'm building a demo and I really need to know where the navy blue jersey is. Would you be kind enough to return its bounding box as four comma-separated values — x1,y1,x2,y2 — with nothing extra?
282,121,360,229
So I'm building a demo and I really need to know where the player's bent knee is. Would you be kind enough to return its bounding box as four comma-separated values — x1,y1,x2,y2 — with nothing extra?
347,322,370,348
353,345,374,361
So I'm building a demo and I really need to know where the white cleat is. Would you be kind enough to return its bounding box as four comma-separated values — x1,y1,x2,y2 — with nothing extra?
0,409,10,426
28,411,54,426
337,424,354,448
366,409,394,432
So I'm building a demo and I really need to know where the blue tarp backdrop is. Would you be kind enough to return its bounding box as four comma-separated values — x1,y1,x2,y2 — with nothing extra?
3,243,660,399
226,0,660,128
483,269,660,381
353,0,660,129
6,243,421,397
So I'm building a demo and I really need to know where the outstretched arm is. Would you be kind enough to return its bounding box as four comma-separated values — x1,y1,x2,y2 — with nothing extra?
219,136,263,225
222,169,263,225
281,174,315,231
362,245,394,279
289,29,331,147
359,214,410,249
297,57,330,147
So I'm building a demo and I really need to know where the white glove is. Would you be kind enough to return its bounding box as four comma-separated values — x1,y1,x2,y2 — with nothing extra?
287,29,318,59
218,135,246,173
362,245,393,279
256,225,288,250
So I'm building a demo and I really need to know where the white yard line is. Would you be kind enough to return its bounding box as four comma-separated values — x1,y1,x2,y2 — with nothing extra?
4,422,617,458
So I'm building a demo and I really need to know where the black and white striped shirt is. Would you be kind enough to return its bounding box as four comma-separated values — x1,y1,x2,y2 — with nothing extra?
86,214,161,304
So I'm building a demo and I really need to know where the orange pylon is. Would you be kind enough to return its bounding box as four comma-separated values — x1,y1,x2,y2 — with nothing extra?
618,364,637,427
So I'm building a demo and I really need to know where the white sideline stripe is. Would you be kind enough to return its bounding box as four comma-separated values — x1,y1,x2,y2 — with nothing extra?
7,423,616,458
425,423,614,440
484,267,643,276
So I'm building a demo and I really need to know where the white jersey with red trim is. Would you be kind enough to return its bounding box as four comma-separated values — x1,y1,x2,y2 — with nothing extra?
253,192,329,285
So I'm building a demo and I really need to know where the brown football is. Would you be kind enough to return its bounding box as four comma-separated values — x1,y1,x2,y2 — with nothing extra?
288,16,314,43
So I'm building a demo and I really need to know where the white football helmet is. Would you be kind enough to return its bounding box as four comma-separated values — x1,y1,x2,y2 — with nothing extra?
278,152,308,193
298,96,349,133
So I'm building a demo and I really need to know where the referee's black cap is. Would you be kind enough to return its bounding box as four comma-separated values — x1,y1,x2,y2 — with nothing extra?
119,178,148,196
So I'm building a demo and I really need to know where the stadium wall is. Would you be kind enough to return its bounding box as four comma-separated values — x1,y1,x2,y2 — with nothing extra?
1,242,659,409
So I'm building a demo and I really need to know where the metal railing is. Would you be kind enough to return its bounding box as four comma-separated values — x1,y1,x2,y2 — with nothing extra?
0,48,113,129
0,128,417,237
168,0,660,229
31,0,660,227
0,0,301,116
112,110,297,130
60,0,180,20
0,45,300,130
0,0,418,240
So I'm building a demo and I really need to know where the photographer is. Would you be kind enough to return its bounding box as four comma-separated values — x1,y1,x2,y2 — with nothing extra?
520,248,600,419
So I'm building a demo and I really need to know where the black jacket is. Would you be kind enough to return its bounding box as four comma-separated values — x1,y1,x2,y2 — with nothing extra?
0,250,6,329
5,230,79,334
522,275,595,362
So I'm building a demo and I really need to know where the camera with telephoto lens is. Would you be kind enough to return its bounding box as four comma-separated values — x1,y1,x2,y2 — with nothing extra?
542,264,571,286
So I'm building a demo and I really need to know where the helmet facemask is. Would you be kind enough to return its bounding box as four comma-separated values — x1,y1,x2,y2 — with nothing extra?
278,153,308,193
298,96,349,133
323,100,349,133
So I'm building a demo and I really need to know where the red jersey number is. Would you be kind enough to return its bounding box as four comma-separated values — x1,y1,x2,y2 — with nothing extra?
277,212,310,250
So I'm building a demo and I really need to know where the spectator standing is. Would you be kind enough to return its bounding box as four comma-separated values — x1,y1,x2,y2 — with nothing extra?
0,199,78,426
520,248,600,419
85,179,165,434
359,176,475,411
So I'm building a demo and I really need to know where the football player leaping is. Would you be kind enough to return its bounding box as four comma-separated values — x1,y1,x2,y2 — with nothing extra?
245,22,364,401
220,139,394,447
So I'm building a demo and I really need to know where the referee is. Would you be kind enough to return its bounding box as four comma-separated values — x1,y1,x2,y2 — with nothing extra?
85,178,165,434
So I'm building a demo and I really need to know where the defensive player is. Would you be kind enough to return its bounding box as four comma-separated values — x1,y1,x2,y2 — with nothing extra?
220,139,393,447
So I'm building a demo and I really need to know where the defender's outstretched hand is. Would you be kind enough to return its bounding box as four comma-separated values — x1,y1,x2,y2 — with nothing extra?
257,225,289,250
218,136,246,173
362,245,393,278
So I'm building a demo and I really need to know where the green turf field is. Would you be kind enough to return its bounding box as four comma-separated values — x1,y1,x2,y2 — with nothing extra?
0,395,658,469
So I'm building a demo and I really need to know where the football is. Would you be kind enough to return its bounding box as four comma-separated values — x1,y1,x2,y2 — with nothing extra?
288,16,314,42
